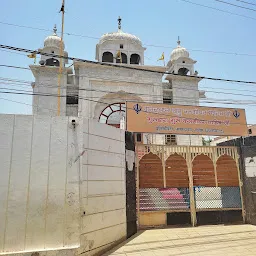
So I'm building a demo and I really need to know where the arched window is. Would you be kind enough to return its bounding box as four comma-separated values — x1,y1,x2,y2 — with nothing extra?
178,67,190,75
102,52,113,63
99,103,125,128
130,54,140,64
45,58,60,66
116,53,127,64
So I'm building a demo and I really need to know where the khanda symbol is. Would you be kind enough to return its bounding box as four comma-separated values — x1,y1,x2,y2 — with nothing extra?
233,110,240,119
133,104,142,114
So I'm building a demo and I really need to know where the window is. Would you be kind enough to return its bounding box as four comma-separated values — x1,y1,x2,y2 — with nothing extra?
134,133,143,144
165,135,176,145
51,50,55,53
99,103,125,128
178,67,190,76
102,52,113,63
130,54,140,65
136,133,142,142
163,98,172,104
66,96,78,104
45,58,59,67
120,44,123,49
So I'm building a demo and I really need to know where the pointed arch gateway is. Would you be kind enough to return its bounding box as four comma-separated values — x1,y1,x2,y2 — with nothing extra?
165,153,189,188
216,154,239,186
192,154,215,187
139,152,163,188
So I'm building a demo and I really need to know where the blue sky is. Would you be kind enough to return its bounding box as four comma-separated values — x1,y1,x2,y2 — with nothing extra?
1,0,256,125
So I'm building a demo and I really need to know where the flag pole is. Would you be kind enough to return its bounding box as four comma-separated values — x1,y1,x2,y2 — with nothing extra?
57,0,65,116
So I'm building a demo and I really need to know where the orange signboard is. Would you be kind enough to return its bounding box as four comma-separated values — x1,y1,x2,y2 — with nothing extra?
126,102,248,136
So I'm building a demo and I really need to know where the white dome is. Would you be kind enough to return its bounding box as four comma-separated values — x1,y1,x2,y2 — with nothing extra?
99,30,142,46
44,25,65,50
171,40,189,61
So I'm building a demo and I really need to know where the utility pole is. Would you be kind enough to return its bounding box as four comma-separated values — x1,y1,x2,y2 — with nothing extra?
57,0,65,116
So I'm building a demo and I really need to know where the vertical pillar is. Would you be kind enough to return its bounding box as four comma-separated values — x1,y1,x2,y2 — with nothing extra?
235,148,246,223
125,131,137,238
187,147,197,227
162,146,166,188
136,145,140,229
213,148,218,187
120,117,125,130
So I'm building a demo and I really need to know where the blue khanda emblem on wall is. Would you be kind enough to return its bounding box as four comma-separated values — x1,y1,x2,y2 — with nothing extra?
133,103,142,114
233,110,240,119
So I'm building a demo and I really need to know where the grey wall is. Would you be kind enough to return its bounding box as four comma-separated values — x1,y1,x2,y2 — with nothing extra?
219,136,256,224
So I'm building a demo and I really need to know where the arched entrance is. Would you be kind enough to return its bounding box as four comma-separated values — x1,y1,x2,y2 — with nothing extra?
139,152,164,220
192,154,215,187
165,153,189,188
139,153,163,188
216,154,239,186
164,153,190,217
216,154,241,209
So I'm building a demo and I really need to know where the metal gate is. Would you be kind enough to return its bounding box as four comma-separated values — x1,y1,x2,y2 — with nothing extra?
136,145,245,228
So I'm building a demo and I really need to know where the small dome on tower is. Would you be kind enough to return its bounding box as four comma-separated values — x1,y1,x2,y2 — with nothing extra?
96,17,145,65
171,37,189,61
44,25,65,49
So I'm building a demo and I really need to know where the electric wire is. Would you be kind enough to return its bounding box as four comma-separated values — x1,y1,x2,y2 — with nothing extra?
0,86,244,105
0,89,251,126
2,44,256,86
0,64,30,70
1,20,256,57
2,69,256,101
179,0,256,21
215,0,256,12
2,86,256,107
236,0,256,7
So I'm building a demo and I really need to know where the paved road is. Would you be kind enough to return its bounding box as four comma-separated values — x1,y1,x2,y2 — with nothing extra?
104,224,256,256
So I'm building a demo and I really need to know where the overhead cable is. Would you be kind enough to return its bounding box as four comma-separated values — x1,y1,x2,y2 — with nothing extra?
215,0,256,12
1,20,256,57
2,44,256,85
0,89,252,126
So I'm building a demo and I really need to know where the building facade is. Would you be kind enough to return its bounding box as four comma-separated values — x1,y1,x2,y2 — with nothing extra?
30,18,205,145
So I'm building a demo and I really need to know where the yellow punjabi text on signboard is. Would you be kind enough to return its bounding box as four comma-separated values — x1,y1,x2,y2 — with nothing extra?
126,102,248,136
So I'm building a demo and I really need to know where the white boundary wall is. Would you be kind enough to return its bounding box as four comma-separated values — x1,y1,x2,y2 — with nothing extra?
0,115,126,256
78,118,126,256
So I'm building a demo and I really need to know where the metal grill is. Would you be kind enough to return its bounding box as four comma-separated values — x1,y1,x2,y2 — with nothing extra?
139,188,190,211
137,145,245,227
194,186,242,209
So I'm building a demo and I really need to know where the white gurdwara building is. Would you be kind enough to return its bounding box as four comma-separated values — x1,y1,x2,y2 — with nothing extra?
30,18,205,145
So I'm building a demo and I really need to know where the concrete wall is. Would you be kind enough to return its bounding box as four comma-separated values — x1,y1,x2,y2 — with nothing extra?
211,136,239,146
0,115,82,254
0,115,126,256
78,120,126,256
